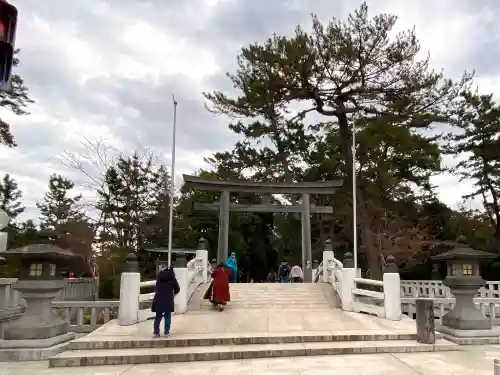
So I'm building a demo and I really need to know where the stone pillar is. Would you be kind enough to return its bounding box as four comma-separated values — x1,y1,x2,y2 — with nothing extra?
196,238,209,283
340,252,356,312
383,255,402,321
173,252,188,314
217,190,230,264
118,252,140,326
416,299,435,344
301,193,312,282
322,239,334,283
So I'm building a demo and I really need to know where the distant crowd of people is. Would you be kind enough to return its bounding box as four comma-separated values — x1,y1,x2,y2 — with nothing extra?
150,252,305,337
266,260,304,283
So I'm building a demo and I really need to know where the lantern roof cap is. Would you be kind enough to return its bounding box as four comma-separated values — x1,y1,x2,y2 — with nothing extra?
432,235,496,261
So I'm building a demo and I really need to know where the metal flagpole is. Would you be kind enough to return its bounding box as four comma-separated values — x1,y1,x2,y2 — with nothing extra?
352,121,358,272
167,95,178,267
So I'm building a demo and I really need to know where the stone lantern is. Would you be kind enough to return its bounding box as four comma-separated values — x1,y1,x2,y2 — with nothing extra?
1,244,79,341
431,235,496,332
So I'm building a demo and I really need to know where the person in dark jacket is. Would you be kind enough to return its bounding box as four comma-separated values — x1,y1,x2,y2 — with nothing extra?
278,261,290,283
151,267,180,337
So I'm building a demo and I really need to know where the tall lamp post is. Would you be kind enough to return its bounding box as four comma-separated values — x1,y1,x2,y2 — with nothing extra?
167,95,178,267
352,121,358,271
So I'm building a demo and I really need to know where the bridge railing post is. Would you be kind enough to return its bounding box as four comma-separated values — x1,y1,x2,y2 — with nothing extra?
383,255,402,320
322,239,334,283
118,252,140,326
173,252,189,314
195,238,209,284
340,252,356,312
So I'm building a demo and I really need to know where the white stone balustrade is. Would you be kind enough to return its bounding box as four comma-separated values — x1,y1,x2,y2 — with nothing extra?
401,280,500,298
51,300,119,333
118,249,210,326
400,280,500,325
401,296,500,325
320,250,402,321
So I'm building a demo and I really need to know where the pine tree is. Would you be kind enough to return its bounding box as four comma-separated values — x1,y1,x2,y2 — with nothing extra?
447,91,500,251
0,51,35,147
204,2,472,278
0,174,24,220
37,174,84,230
144,165,172,248
96,152,168,254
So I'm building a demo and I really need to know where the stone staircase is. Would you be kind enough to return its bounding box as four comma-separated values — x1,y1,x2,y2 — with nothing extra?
48,283,460,367
190,282,338,310
49,331,458,367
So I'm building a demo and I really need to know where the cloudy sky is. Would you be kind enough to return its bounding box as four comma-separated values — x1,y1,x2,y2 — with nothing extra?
0,0,498,220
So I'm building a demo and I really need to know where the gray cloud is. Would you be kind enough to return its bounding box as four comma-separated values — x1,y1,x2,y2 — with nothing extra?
0,0,498,219
82,74,239,151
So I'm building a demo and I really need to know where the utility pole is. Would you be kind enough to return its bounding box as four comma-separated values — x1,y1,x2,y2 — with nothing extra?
167,95,178,267
352,121,358,271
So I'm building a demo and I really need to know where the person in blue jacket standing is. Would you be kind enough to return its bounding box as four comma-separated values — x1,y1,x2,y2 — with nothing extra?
225,252,238,283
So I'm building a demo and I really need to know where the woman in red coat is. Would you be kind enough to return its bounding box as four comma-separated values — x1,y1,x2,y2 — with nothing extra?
208,264,231,311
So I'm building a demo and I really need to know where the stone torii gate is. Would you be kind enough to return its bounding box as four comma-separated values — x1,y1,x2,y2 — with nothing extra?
182,175,343,282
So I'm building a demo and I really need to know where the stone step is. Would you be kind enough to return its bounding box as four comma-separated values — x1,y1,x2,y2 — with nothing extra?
218,298,328,302
229,293,325,296
219,296,326,303
228,290,324,292
229,284,321,292
229,293,326,296
229,288,323,290
201,301,331,305
67,332,430,350
49,339,458,367
198,303,331,309
229,292,326,296
229,285,321,293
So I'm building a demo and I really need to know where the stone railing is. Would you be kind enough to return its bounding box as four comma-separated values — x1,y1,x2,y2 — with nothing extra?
401,296,500,325
1,278,21,308
2,277,98,309
58,278,99,301
51,300,119,333
1,278,103,339
401,280,500,298
319,240,402,321
118,238,210,326
0,279,24,338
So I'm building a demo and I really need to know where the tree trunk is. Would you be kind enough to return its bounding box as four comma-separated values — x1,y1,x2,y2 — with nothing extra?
362,228,383,280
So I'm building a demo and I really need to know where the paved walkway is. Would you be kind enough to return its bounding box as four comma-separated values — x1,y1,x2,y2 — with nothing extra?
78,307,417,340
1,346,499,374
4,283,497,373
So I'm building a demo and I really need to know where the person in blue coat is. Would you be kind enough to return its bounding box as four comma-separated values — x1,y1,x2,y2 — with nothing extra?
151,267,180,337
225,252,238,283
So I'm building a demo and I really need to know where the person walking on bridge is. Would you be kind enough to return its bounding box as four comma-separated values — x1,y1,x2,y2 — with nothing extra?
225,252,238,283
277,260,290,283
151,267,180,337
204,263,231,311
290,265,304,283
